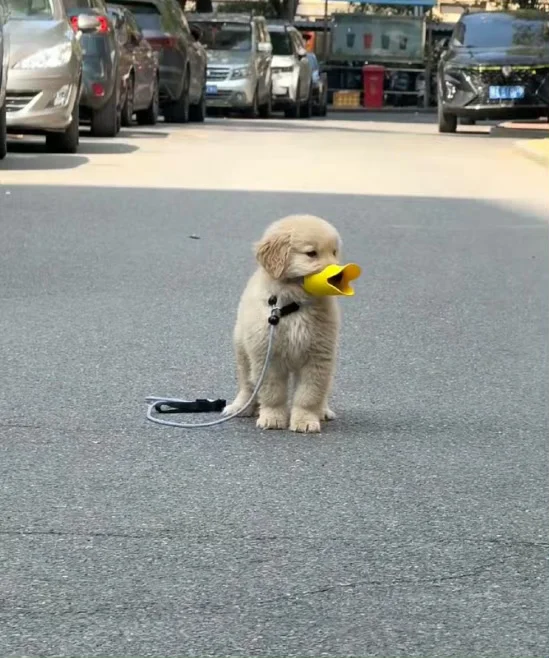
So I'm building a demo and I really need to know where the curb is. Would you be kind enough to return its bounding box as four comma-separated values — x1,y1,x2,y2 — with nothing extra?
327,106,436,114
491,125,549,139
514,139,549,168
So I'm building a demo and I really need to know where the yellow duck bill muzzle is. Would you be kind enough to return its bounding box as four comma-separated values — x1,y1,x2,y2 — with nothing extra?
302,263,362,297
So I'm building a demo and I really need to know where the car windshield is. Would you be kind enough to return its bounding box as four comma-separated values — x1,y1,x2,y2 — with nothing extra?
269,30,292,55
114,0,160,30
196,21,251,51
6,0,53,18
458,14,549,49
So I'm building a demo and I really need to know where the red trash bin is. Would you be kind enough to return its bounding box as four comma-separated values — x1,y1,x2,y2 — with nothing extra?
362,64,385,109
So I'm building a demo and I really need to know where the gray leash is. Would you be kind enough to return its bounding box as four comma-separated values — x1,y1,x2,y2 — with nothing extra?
145,295,297,429
145,323,275,429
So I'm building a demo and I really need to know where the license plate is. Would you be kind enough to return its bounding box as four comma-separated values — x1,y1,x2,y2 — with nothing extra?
489,85,525,100
206,85,217,95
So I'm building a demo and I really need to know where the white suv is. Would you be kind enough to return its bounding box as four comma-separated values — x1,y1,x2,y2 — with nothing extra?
268,22,313,118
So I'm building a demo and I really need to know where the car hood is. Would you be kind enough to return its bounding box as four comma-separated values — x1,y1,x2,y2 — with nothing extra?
271,55,295,68
446,47,549,68
6,20,72,68
206,50,251,66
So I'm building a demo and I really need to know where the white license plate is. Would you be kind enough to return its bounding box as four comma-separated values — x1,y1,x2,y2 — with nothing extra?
489,85,525,100
206,85,218,95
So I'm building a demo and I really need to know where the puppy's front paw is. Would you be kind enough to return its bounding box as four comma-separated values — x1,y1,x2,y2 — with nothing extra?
290,410,321,434
323,407,336,421
222,397,258,418
257,407,288,430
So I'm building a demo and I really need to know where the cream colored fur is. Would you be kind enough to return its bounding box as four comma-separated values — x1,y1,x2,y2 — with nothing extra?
222,215,343,433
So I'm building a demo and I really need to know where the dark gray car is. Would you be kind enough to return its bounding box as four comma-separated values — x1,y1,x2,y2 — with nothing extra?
0,0,7,159
63,0,123,137
111,0,207,123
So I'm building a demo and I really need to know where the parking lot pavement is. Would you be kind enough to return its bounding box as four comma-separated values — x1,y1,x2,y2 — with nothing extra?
1,114,548,657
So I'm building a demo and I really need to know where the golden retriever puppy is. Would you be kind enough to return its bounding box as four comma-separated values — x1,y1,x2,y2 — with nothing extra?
222,214,342,433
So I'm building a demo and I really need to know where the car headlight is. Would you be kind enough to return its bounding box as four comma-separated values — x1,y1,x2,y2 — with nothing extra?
14,42,73,70
272,66,293,74
230,66,250,80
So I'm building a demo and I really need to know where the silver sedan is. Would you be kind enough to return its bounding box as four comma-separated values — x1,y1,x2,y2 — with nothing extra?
4,0,97,153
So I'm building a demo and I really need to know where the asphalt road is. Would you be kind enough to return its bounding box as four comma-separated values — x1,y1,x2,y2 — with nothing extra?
1,113,548,657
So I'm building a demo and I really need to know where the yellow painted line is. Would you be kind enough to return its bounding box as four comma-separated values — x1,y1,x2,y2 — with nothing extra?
515,138,549,168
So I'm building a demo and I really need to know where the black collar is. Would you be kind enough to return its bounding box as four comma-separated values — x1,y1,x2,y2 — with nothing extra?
268,295,301,326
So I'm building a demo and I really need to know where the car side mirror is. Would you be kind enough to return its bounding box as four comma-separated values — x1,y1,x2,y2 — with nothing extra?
76,14,101,33
296,46,307,59
257,41,272,54
190,25,202,42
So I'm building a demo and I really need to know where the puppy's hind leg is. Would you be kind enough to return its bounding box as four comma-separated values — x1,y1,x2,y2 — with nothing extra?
222,343,258,417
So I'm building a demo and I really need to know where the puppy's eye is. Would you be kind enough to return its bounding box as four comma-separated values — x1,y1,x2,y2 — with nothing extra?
306,250,318,258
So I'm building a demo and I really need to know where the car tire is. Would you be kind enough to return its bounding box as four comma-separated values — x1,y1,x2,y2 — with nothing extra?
90,87,120,138
45,100,80,154
121,74,134,127
438,99,457,133
284,80,301,118
318,86,328,116
301,82,313,118
0,101,7,161
189,86,206,123
244,88,259,119
164,69,190,124
136,76,159,126
258,86,272,118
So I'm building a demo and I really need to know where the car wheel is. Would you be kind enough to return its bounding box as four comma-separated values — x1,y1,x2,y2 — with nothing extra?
284,80,301,118
438,98,457,133
164,69,190,124
45,100,80,154
460,117,476,126
244,88,259,119
318,86,328,116
0,101,7,161
121,74,135,127
189,85,206,123
90,87,120,138
301,82,313,118
136,76,159,126
258,86,272,118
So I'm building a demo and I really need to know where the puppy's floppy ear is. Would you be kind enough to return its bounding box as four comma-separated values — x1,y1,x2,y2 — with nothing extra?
254,231,292,279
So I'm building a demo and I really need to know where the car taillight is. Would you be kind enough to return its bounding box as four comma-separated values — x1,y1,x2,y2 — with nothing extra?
70,14,109,32
147,36,177,50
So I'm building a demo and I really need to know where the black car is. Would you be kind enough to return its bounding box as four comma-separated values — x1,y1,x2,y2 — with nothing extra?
107,4,160,126
437,11,549,133
0,0,7,160
65,0,123,137
111,0,207,123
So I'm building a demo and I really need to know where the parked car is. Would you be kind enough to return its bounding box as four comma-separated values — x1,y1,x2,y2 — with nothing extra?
63,0,123,137
267,21,313,118
4,0,97,153
306,52,327,116
187,13,272,118
111,0,206,123
0,0,8,160
107,4,159,125
437,10,549,133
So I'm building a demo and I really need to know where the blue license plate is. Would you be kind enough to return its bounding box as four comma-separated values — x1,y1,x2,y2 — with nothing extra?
489,85,525,100
206,85,218,95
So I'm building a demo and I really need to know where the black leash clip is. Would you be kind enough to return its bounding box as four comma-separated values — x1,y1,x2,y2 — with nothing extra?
268,295,281,326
